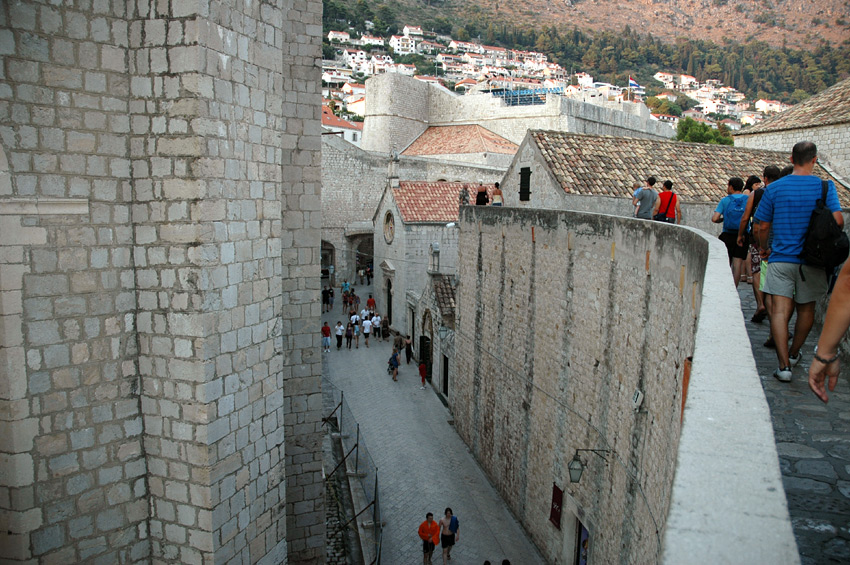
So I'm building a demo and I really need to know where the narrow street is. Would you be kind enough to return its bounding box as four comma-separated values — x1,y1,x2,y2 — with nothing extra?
322,283,544,565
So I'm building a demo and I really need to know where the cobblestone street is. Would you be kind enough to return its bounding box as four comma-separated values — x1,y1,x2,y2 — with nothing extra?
737,284,850,564
321,284,543,565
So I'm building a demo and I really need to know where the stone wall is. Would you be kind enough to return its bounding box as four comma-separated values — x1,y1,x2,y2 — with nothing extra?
452,206,796,563
0,1,323,563
361,73,674,155
735,124,850,183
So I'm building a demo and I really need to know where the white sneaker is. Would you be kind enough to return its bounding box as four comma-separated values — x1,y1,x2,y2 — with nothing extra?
789,352,802,367
773,367,792,383
420,386,425,390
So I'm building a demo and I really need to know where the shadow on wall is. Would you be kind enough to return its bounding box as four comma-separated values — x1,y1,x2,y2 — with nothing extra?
451,206,796,565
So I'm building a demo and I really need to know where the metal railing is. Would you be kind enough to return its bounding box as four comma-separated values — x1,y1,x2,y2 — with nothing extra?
324,377,382,564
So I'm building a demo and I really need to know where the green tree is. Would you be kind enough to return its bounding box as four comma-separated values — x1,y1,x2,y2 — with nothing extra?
676,118,733,145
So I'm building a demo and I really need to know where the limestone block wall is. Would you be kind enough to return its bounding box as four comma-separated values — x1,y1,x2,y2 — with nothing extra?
453,207,705,563
736,124,850,182
0,1,323,563
0,3,147,561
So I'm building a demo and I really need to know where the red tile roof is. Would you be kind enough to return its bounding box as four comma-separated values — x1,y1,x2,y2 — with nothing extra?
321,110,363,130
530,130,850,204
402,125,518,157
393,181,494,223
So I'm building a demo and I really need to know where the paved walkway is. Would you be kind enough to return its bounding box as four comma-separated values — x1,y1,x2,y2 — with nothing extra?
737,284,850,565
322,283,543,565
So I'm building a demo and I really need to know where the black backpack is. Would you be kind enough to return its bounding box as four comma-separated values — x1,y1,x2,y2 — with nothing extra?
799,180,849,276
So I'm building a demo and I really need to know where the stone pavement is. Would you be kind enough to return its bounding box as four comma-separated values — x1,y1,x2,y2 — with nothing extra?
322,283,543,565
737,284,850,564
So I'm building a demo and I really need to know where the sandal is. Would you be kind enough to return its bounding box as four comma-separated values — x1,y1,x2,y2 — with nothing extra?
751,309,767,323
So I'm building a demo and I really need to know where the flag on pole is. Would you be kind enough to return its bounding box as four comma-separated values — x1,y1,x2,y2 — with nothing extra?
628,77,640,89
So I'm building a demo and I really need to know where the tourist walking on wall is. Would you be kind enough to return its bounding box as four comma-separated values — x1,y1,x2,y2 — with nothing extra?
738,166,781,324
475,183,489,206
335,321,344,350
652,180,681,223
418,512,440,565
809,260,850,403
633,176,658,220
712,177,749,287
492,182,503,206
754,141,843,383
459,185,470,208
321,322,331,353
438,508,459,564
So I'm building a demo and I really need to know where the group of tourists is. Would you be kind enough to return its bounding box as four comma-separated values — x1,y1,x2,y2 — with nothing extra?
632,141,850,402
459,182,504,207
632,176,682,223
418,508,459,565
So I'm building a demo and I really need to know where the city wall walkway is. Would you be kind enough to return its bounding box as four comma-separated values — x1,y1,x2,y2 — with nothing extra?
321,283,544,564
737,285,850,565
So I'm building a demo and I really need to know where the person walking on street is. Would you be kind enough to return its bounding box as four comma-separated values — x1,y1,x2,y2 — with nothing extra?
321,286,330,313
420,362,427,390
381,315,390,341
335,321,345,350
418,512,440,565
389,348,400,381
328,286,334,311
362,316,372,348
345,322,353,349
754,141,843,383
321,322,331,353
367,293,376,311
438,508,459,564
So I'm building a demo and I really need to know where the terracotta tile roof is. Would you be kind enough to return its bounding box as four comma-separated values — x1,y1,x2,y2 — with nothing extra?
393,181,494,223
402,125,518,157
530,130,849,204
736,78,850,135
433,274,456,321
321,111,362,130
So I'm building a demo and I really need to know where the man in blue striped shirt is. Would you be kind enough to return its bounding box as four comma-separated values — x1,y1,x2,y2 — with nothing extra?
754,141,844,383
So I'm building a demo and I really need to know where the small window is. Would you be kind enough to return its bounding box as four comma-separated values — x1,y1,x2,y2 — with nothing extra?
352,133,358,141
519,167,532,201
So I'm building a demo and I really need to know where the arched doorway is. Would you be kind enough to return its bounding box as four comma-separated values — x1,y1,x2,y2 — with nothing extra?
354,235,373,284
385,278,392,325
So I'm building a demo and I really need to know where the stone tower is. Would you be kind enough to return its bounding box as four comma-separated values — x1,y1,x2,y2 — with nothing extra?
0,1,324,563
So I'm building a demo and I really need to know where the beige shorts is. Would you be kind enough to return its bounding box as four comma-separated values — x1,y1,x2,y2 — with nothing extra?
761,262,828,303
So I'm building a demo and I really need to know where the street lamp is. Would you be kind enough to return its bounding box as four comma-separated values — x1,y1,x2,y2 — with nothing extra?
568,449,612,483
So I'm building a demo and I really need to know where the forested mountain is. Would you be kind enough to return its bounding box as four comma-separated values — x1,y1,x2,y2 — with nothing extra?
325,0,850,103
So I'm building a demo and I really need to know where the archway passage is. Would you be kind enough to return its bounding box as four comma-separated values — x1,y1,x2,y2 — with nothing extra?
354,235,373,285
421,310,434,381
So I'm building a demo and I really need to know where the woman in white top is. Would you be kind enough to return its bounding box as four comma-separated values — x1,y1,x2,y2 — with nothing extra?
491,182,503,206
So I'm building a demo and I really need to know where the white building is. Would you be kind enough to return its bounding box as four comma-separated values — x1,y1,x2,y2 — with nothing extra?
360,34,385,46
322,107,364,146
403,25,423,37
328,30,350,43
389,35,416,55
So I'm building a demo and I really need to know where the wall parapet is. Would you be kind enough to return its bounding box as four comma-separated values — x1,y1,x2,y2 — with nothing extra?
452,206,795,564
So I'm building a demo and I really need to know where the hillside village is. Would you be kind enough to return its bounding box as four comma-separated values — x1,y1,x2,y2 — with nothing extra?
322,23,793,141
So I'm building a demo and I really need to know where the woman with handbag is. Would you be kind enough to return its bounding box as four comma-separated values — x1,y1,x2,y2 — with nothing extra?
652,180,681,224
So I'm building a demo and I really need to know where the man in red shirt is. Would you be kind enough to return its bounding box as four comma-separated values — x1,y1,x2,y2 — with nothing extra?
418,512,440,565
321,322,331,352
366,293,376,311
